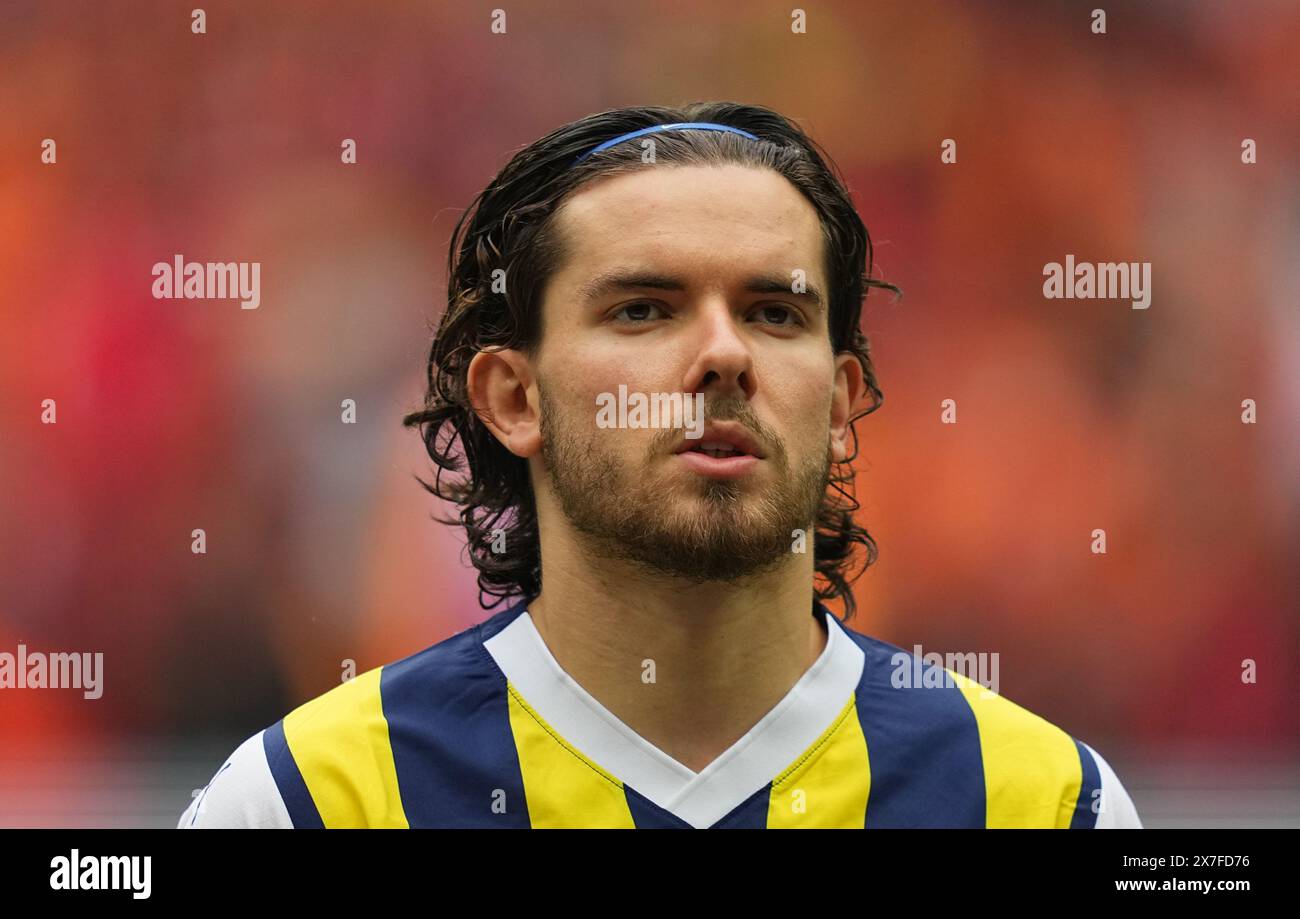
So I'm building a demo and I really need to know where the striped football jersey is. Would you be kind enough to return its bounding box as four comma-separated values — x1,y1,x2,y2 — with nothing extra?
178,598,1142,828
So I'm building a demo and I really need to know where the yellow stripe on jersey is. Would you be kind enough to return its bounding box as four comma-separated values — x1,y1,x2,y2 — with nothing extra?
505,681,636,829
946,670,1082,828
282,667,409,828
767,695,871,828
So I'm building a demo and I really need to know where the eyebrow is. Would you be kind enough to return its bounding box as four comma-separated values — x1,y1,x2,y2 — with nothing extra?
578,270,826,313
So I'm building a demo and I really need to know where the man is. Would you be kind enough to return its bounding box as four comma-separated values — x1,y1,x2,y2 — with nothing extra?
179,102,1141,829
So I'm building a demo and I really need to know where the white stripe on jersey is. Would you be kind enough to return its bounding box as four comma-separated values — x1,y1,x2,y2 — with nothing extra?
178,731,292,829
1083,742,1143,828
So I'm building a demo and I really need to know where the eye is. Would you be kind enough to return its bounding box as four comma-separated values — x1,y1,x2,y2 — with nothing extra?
611,300,668,323
751,304,805,327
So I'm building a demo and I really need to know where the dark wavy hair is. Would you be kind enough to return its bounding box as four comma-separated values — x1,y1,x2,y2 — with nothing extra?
401,102,900,620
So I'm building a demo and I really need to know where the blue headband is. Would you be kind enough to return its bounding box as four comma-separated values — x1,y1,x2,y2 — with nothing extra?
572,122,760,166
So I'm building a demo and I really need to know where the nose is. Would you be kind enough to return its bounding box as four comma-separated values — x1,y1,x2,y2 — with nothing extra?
680,296,757,401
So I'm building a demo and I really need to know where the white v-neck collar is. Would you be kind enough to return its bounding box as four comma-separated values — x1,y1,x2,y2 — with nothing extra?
482,603,865,828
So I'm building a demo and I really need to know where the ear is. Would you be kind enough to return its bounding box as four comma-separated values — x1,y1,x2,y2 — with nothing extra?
829,352,867,463
466,347,543,459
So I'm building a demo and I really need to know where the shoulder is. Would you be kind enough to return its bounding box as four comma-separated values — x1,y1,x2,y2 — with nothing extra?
1080,741,1144,828
953,675,1143,828
177,730,292,828
176,670,394,829
178,605,524,829
836,621,1141,828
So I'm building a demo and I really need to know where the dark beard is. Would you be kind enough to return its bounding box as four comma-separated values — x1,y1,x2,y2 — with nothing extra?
539,384,830,583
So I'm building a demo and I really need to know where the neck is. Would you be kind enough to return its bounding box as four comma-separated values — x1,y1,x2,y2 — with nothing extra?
526,534,829,774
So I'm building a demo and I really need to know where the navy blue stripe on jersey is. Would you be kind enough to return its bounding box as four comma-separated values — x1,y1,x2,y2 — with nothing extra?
1068,739,1102,829
380,601,532,828
624,785,693,828
709,782,774,828
263,719,324,829
844,629,986,828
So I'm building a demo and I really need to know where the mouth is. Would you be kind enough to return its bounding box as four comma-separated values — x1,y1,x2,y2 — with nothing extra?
672,422,767,460
672,423,765,479
684,441,751,459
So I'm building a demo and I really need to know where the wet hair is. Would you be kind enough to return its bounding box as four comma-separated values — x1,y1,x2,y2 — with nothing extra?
401,101,900,619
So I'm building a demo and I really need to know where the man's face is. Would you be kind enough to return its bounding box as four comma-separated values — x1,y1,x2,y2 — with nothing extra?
531,163,853,582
